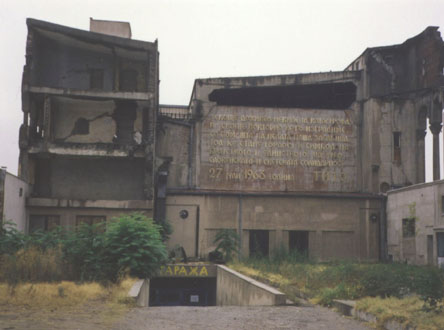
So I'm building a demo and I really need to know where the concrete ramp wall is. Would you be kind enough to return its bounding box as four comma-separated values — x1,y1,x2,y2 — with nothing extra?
216,265,286,306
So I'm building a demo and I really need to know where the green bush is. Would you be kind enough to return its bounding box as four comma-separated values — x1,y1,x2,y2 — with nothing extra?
0,213,168,284
0,221,27,255
213,229,239,262
63,223,106,281
102,213,168,282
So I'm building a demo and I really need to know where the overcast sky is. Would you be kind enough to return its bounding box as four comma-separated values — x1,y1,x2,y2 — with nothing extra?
0,0,443,179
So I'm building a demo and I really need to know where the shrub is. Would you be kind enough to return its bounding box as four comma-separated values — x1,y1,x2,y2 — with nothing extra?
102,213,168,282
0,221,26,255
213,229,239,262
0,246,64,284
63,223,106,281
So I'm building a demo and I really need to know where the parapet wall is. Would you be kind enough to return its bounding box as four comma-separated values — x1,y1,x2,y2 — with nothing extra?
216,265,286,306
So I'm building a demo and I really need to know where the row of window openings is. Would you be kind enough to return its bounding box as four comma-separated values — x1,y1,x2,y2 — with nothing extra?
89,68,138,92
402,219,444,258
29,215,106,232
249,230,308,257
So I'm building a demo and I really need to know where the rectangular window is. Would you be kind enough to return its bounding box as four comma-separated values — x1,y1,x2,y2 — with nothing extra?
402,218,415,238
393,132,401,163
29,215,60,232
76,215,106,232
289,230,309,256
441,196,444,214
437,233,444,258
249,230,269,257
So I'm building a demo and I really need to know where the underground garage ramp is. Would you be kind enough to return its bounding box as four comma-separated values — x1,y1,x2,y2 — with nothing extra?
129,264,286,307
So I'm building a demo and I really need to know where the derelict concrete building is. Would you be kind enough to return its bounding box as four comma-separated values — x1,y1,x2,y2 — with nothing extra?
14,19,444,262
19,18,159,231
158,27,444,260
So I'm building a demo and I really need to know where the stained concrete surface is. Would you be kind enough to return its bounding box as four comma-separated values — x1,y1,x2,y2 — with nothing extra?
112,305,370,330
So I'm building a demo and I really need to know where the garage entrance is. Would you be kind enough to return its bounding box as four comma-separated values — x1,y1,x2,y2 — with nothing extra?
149,277,216,306
149,264,217,306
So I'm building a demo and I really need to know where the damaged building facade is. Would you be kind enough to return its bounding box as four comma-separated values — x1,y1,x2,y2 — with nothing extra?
159,27,444,261
18,18,158,231
13,19,444,263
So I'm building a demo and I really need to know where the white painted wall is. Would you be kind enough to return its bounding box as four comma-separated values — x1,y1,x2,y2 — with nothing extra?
3,172,29,232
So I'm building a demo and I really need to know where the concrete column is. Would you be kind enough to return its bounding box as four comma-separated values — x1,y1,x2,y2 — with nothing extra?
416,129,426,183
43,95,51,142
429,122,442,181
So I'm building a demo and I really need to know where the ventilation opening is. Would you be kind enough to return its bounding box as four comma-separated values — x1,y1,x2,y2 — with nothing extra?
249,230,269,257
209,82,356,109
289,230,309,256
149,278,216,306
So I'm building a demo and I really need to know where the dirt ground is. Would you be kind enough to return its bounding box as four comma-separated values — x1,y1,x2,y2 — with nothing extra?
1,302,370,330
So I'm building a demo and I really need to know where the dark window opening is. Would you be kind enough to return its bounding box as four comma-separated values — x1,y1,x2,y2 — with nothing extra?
438,233,444,258
427,235,434,265
402,218,415,238
89,69,104,90
208,82,356,109
119,69,138,92
289,230,309,256
249,230,269,257
76,215,106,232
112,101,137,144
393,132,401,163
441,196,444,214
149,278,216,306
72,118,89,135
29,215,60,232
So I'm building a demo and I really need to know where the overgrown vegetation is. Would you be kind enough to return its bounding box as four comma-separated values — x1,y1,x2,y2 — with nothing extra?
230,251,444,307
213,229,239,262
0,214,168,284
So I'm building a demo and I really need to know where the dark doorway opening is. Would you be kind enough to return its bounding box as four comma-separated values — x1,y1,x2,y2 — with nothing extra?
149,278,216,306
249,230,269,257
289,231,309,256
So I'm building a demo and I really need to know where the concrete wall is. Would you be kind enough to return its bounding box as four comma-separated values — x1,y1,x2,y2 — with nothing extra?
27,203,153,231
216,265,286,306
387,181,444,265
32,157,145,200
31,32,149,92
166,194,382,261
90,19,131,39
1,170,29,231
156,121,190,188
360,98,424,193
52,97,144,144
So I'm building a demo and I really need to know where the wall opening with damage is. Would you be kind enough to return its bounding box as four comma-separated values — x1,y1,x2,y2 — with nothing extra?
208,82,356,109
32,156,146,200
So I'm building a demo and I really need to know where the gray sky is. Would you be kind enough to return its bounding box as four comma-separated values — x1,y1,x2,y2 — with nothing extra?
1,0,443,180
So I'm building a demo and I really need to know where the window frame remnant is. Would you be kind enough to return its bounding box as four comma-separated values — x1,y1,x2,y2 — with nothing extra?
402,217,415,238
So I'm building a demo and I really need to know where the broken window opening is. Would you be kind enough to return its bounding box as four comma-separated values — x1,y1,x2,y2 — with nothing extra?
402,218,415,238
393,132,401,163
72,118,89,135
76,215,106,233
29,215,60,232
89,69,104,90
249,230,269,257
208,82,356,109
119,69,138,92
289,230,309,256
112,101,137,144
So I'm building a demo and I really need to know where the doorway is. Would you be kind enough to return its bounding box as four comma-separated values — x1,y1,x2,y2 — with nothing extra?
289,230,309,256
249,230,269,257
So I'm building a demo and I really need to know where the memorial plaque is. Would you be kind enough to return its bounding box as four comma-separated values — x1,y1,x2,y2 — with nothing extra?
200,106,357,192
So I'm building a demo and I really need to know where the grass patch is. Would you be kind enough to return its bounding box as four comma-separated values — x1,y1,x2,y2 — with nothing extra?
0,278,137,310
357,296,444,330
230,254,444,329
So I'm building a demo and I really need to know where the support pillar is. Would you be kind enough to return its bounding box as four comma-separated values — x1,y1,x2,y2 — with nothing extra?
430,122,442,181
